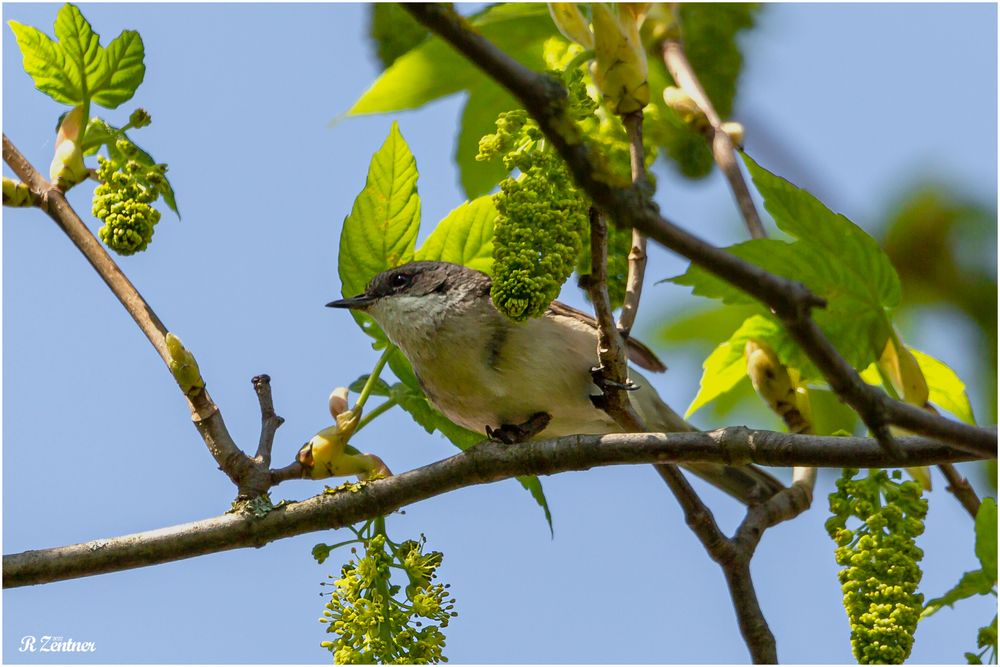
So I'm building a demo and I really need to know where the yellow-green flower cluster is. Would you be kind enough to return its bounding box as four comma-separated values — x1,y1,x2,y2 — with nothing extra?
91,141,165,256
826,469,928,664
478,109,589,321
320,528,456,664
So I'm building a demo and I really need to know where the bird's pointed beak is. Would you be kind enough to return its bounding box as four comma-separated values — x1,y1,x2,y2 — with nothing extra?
325,294,376,310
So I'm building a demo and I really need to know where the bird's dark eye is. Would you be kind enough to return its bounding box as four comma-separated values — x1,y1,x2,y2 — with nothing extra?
391,272,411,289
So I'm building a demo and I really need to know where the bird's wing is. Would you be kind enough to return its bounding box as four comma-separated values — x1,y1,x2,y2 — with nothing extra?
546,300,667,373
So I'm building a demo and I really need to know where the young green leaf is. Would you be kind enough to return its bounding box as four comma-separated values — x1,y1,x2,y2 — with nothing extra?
415,195,496,274
53,3,103,93
91,30,145,108
686,315,780,417
910,348,977,424
975,498,997,578
9,4,145,109
339,121,420,299
368,3,428,70
8,20,81,105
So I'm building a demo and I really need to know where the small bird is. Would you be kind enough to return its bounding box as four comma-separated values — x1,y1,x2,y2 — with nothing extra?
328,261,782,504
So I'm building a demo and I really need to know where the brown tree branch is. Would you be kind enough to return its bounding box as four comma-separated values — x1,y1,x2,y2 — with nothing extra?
4,428,981,588
2,133,270,497
252,374,285,466
617,110,649,336
937,462,982,519
582,207,646,433
400,4,996,461
660,38,766,240
585,123,780,659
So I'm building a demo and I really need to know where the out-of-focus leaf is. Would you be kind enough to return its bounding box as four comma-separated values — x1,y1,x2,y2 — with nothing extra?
368,3,428,70
350,4,553,116
975,498,997,578
645,4,760,178
910,348,976,425
922,570,995,618
457,81,518,198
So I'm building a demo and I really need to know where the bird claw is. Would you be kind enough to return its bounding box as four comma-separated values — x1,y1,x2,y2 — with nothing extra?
486,412,551,444
590,366,638,392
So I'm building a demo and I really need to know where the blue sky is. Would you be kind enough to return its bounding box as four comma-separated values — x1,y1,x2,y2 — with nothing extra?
3,3,996,663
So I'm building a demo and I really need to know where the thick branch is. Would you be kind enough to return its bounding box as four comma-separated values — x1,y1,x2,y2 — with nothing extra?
2,133,268,496
401,4,996,460
5,428,981,587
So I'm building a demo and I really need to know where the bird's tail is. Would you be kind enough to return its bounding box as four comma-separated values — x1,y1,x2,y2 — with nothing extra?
632,373,786,505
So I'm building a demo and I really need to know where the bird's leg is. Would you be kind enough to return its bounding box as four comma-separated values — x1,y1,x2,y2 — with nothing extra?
589,365,638,410
486,411,551,444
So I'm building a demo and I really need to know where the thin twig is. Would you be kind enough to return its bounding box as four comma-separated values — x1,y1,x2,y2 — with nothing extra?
400,4,996,461
5,427,981,588
937,462,982,518
582,207,645,433
252,374,285,466
617,110,649,336
660,38,765,240
2,133,269,496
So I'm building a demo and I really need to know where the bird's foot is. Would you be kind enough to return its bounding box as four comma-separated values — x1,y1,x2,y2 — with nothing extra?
486,412,551,444
589,365,637,409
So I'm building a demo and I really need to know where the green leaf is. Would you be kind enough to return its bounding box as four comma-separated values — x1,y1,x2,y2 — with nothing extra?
338,122,420,342
90,30,145,108
514,475,554,537
910,348,977,424
686,315,781,417
350,4,553,116
656,303,760,348
676,4,759,118
348,374,392,398
743,153,902,310
54,4,102,96
415,195,496,274
672,155,902,376
368,3,429,70
975,498,997,579
923,569,996,618
339,121,420,299
10,5,145,109
8,20,80,105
